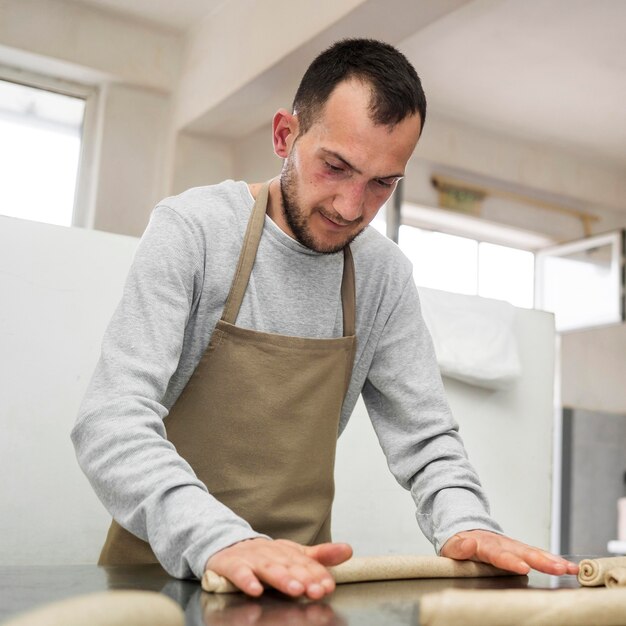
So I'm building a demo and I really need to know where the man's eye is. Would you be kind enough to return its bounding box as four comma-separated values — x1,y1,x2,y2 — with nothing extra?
375,179,395,188
325,162,344,173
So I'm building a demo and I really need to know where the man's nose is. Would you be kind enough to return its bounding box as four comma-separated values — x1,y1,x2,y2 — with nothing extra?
333,182,367,222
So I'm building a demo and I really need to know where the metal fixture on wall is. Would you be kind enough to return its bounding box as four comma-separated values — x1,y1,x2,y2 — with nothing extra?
432,176,485,217
431,174,600,237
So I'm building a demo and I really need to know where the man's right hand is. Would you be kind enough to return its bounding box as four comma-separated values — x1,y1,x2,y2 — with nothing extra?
205,538,353,599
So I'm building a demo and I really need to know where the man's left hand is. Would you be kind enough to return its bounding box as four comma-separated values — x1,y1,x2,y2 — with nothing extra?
440,529,579,576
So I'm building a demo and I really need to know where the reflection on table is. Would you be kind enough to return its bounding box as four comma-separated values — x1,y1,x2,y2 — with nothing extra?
0,564,580,626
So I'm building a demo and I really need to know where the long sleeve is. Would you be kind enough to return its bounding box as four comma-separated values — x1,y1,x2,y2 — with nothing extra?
71,206,266,580
361,274,503,553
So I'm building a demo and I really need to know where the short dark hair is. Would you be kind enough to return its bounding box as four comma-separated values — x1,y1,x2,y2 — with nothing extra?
293,38,426,134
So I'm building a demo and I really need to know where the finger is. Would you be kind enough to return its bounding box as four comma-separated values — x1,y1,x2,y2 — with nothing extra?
284,563,323,598
271,541,336,589
469,537,531,574
206,538,342,598
480,537,575,576
259,561,334,599
442,530,581,577
519,547,578,576
305,542,353,566
222,562,265,597
488,549,531,575
285,559,336,599
442,534,527,574
441,535,479,561
258,562,309,597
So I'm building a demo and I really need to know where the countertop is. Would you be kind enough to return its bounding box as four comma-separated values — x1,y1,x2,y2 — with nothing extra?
0,564,581,625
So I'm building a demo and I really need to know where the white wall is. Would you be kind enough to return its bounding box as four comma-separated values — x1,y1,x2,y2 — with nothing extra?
0,0,182,91
0,216,137,565
561,324,626,415
403,113,626,241
233,124,282,183
92,83,173,236
170,132,235,196
333,303,556,555
414,113,626,215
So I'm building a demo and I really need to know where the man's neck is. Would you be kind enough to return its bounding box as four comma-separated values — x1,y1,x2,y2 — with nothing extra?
248,178,294,240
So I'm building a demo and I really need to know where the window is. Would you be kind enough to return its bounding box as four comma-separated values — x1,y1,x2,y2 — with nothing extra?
478,241,535,308
371,199,544,308
535,231,625,331
399,226,478,296
397,225,535,308
0,75,88,227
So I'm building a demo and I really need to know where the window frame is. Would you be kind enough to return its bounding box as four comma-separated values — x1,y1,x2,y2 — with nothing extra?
534,230,625,331
397,201,555,252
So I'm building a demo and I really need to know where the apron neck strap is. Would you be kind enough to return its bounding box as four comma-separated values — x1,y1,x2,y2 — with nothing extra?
221,183,268,326
341,246,355,337
222,181,356,338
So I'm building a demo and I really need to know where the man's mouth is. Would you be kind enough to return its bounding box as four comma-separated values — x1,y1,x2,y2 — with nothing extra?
318,210,354,228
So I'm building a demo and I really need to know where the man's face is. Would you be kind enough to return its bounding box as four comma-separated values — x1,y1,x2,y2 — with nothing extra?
277,80,422,254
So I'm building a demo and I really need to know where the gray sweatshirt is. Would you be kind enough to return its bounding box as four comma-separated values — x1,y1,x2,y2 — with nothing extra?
71,180,501,580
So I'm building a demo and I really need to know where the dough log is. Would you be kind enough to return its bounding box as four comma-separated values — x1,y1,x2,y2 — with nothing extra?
3,590,184,626
420,588,626,626
605,566,626,588
201,554,517,594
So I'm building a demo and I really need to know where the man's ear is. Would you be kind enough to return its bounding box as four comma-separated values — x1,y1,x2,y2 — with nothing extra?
272,109,299,158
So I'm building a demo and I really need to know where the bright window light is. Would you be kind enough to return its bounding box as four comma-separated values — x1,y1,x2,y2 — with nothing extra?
0,79,85,227
397,224,535,308
536,232,622,330
399,226,479,295
370,206,387,236
479,242,535,308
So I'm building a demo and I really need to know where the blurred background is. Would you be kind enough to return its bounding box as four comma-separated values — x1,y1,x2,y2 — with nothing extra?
1,0,625,560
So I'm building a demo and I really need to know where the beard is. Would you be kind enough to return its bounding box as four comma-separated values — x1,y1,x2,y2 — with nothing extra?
279,153,365,254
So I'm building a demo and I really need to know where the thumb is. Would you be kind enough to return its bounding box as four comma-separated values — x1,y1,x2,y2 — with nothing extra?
441,535,478,560
305,542,353,567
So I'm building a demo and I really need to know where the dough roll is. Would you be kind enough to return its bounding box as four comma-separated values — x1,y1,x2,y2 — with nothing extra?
420,588,626,626
578,556,626,587
201,554,516,594
3,591,184,626
605,566,626,588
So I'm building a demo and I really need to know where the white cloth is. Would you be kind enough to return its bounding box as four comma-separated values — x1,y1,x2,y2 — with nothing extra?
418,287,522,390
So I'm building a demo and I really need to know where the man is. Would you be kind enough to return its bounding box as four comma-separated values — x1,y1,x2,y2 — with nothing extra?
72,39,577,600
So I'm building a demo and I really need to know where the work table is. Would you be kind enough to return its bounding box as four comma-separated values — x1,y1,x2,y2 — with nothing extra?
0,564,580,625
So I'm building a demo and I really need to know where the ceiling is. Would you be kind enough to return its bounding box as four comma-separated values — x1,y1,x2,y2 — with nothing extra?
69,0,227,32
66,0,626,168
399,0,626,166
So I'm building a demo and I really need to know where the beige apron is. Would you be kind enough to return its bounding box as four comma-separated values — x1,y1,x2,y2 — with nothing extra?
99,182,357,566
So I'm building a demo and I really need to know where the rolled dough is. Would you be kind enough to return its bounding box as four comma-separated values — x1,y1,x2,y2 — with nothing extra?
578,556,626,587
3,591,184,626
201,554,516,594
605,566,626,588
420,588,626,626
